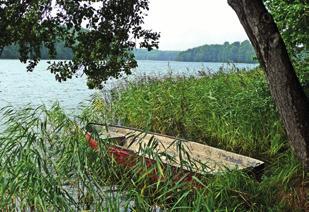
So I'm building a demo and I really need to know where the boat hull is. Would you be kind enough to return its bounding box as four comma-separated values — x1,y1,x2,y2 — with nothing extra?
85,124,264,183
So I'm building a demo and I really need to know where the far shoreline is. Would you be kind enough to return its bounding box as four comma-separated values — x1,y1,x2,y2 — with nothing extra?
0,58,258,65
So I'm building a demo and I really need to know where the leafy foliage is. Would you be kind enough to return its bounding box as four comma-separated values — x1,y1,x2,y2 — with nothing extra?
265,0,309,87
265,0,309,58
0,0,159,89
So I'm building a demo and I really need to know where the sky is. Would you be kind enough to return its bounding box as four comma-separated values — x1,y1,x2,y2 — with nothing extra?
143,0,249,51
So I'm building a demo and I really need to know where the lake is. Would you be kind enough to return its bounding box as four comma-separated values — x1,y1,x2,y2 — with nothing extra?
0,60,257,112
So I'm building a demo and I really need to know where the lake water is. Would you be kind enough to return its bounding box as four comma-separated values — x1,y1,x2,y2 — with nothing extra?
0,60,257,112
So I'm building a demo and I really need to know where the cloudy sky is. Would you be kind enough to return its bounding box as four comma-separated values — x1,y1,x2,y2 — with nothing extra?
143,0,249,51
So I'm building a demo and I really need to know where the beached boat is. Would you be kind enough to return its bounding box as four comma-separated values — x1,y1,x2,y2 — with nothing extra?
85,124,264,181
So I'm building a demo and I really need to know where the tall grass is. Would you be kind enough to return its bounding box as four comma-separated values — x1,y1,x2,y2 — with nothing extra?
110,68,285,159
0,67,307,210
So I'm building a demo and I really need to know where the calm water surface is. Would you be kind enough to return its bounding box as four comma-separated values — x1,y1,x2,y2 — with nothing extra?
0,60,257,112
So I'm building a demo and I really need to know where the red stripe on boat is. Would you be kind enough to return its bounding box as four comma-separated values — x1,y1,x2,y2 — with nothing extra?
85,132,98,150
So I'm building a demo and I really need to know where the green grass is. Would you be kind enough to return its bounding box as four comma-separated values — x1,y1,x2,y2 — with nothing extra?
0,67,307,211
110,68,285,159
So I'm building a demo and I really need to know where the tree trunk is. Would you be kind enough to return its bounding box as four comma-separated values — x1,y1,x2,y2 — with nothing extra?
227,0,309,169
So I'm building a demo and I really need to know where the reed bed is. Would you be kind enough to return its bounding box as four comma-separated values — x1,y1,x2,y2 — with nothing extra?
0,67,307,210
109,68,284,158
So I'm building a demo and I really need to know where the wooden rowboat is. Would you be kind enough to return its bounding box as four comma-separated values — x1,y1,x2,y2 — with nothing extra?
85,124,264,181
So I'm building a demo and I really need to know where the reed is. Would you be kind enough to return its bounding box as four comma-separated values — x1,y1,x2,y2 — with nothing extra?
109,68,285,159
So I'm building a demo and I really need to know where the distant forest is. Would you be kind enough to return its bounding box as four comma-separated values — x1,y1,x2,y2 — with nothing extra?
0,42,73,60
176,40,256,63
0,40,256,63
133,49,179,61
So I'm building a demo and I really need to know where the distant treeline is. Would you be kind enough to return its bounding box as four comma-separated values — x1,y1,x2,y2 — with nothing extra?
133,49,180,61
0,42,73,60
0,40,256,63
176,40,256,63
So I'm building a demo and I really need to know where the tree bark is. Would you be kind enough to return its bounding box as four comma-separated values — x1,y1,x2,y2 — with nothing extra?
227,0,309,169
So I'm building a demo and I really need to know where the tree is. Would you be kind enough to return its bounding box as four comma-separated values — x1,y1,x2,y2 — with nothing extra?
227,0,309,169
0,0,159,89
